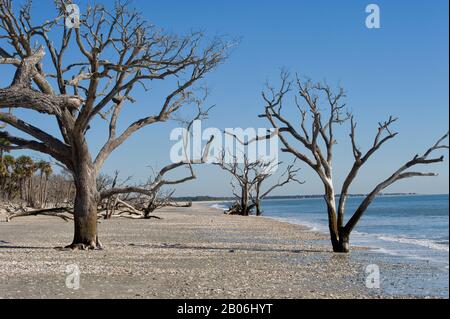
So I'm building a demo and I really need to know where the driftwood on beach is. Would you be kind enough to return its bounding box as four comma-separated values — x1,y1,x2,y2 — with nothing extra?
1,195,193,222
4,205,73,222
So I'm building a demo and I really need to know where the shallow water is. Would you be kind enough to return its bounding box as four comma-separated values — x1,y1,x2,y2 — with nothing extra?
210,194,449,297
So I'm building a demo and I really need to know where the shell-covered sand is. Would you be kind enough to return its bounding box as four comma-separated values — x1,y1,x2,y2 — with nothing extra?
0,204,433,299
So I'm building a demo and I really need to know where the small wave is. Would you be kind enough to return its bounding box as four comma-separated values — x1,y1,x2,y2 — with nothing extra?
266,216,323,233
372,247,401,256
210,203,228,211
372,246,447,266
294,220,322,232
377,235,450,252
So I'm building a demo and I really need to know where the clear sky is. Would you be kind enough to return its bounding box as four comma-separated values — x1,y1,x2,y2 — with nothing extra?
2,0,449,196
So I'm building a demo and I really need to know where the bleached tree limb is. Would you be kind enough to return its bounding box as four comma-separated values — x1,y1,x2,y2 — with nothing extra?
5,206,73,222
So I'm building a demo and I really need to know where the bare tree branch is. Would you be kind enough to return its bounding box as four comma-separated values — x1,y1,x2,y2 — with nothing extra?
344,132,449,234
258,71,448,252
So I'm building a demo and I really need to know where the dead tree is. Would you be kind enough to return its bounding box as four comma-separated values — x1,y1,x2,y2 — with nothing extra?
4,203,73,222
259,71,449,253
215,151,300,216
98,106,214,218
99,132,213,211
251,162,302,215
135,189,192,218
97,173,192,220
219,131,302,216
103,189,192,220
0,1,230,249
96,170,132,219
216,153,260,216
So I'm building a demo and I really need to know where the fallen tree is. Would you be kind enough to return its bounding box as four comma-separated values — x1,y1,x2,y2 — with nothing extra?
3,204,73,222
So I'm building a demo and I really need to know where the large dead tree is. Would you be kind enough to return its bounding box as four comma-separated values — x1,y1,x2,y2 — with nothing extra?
0,1,229,249
259,72,448,253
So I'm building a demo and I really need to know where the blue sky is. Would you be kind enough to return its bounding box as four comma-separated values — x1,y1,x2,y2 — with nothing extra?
2,0,449,196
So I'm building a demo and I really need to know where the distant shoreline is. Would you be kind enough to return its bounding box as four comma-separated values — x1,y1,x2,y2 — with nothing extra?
175,193,450,203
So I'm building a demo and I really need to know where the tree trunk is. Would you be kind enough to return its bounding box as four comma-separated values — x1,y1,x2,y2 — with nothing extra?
331,228,350,253
39,172,44,208
329,225,351,253
255,183,262,216
324,189,350,253
241,184,249,216
43,176,48,208
255,199,262,216
20,178,24,201
27,177,34,207
66,160,101,250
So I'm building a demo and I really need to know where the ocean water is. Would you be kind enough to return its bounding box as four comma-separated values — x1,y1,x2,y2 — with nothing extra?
210,194,449,296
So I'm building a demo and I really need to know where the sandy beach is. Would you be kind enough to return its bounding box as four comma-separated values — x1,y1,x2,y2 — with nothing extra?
0,204,443,299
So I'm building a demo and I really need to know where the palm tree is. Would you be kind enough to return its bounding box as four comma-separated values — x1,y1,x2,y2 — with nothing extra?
36,161,53,207
13,156,35,204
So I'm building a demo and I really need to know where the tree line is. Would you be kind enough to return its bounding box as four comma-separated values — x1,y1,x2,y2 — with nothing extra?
0,151,75,208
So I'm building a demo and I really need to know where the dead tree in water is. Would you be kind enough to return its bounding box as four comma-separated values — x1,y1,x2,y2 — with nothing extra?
0,1,230,249
259,71,449,253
